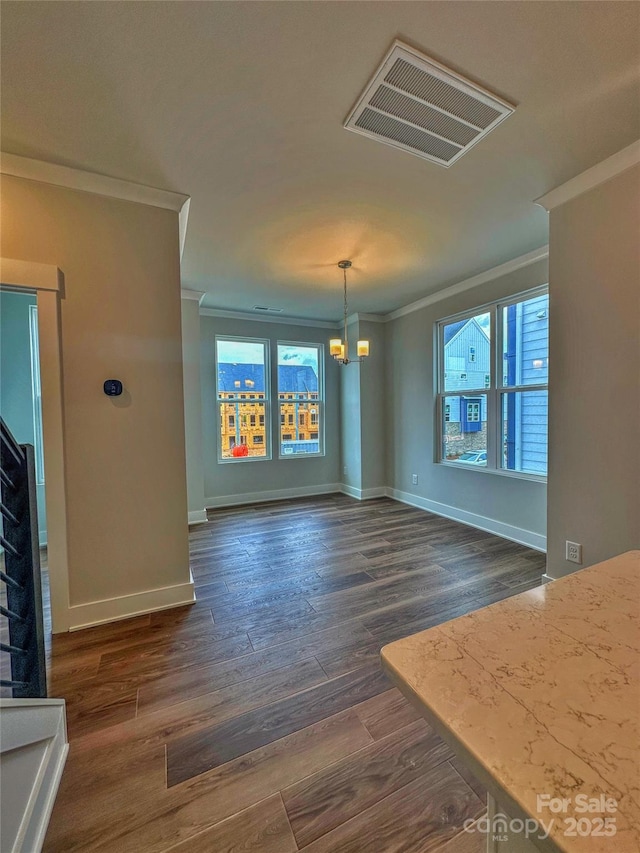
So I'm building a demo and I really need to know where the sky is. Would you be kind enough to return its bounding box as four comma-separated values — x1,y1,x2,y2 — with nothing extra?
217,340,318,368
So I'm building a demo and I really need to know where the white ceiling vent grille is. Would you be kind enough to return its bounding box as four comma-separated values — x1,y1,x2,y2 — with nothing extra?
344,41,515,167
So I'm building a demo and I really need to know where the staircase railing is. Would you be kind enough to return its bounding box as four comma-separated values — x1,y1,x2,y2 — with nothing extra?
0,417,47,698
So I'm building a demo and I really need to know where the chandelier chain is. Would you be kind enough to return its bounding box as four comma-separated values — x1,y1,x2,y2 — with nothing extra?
343,266,349,344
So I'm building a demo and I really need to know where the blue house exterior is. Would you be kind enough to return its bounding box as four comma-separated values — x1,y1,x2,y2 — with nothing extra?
443,318,490,434
503,294,548,474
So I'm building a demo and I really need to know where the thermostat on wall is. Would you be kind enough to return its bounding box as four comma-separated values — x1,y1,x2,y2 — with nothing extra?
103,379,123,396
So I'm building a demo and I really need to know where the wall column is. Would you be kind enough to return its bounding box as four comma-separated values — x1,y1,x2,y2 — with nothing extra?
181,291,207,524
541,153,640,578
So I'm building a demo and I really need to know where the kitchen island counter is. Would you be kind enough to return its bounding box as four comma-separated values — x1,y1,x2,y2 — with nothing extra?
381,551,640,852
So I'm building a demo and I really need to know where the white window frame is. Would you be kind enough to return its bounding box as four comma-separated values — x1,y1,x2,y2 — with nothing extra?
436,285,548,481
277,341,325,460
28,304,45,485
215,335,271,463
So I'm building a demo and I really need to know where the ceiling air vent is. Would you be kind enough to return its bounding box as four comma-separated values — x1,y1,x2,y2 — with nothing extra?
344,41,515,167
252,305,283,313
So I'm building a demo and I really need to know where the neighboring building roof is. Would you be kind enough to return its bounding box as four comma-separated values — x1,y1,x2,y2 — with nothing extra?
443,319,468,345
444,317,490,348
218,363,318,393
277,364,318,393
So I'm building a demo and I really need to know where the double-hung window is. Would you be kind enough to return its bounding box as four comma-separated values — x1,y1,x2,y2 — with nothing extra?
436,287,548,477
277,342,324,457
216,336,270,461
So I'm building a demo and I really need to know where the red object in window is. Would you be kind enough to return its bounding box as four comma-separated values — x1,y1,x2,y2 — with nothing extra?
231,444,249,457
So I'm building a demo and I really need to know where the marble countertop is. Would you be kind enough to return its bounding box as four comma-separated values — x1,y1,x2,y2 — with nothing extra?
381,550,640,853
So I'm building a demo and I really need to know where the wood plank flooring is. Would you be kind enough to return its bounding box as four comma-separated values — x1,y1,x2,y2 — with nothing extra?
41,494,545,852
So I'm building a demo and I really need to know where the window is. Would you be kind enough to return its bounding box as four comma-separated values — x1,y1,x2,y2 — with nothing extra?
437,288,548,477
466,400,480,422
277,342,324,457
254,435,264,445
216,337,270,461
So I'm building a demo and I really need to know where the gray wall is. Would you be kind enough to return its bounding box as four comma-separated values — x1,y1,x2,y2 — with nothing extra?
0,290,47,543
201,314,341,502
359,319,387,492
181,297,206,517
340,319,362,493
385,259,549,544
546,165,640,577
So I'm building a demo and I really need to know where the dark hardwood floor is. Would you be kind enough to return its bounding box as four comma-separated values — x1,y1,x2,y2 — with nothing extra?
41,494,545,852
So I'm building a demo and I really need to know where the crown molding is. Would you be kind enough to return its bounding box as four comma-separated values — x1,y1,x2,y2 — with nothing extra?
1,152,191,256
386,246,549,322
200,307,339,329
358,312,386,323
181,288,205,304
535,140,640,211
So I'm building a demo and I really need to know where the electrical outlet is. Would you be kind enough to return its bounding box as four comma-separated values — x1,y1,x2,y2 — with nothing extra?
343,465,348,476
566,541,582,564
411,473,418,485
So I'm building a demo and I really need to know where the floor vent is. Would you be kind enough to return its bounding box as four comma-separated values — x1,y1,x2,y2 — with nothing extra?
345,41,515,167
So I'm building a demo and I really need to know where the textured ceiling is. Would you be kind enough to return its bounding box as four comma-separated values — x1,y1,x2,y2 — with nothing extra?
2,1,639,320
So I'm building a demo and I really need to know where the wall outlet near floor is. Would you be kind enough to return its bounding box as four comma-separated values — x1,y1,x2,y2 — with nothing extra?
565,541,582,564
411,473,418,485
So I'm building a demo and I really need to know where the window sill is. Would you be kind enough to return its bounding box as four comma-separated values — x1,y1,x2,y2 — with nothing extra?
277,452,325,461
438,461,547,484
218,455,272,464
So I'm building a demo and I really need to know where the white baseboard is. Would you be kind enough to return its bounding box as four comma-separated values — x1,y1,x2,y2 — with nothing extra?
66,570,196,631
188,509,208,525
206,483,342,509
541,573,554,583
340,485,387,501
386,487,547,552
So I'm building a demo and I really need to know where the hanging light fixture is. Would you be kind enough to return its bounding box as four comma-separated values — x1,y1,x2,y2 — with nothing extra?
330,260,370,365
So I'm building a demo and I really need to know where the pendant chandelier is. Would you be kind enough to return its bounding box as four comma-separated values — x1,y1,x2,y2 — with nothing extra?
329,261,370,365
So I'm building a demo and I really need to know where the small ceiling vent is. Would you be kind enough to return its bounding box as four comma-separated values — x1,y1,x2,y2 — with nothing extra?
344,41,515,167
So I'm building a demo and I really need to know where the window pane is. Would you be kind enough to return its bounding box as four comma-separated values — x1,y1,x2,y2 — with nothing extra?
443,313,490,391
219,402,267,459
501,294,549,387
502,391,548,475
277,343,322,457
442,395,487,465
216,339,266,400
279,403,320,455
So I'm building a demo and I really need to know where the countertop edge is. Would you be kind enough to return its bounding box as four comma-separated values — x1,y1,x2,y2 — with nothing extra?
380,647,563,853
